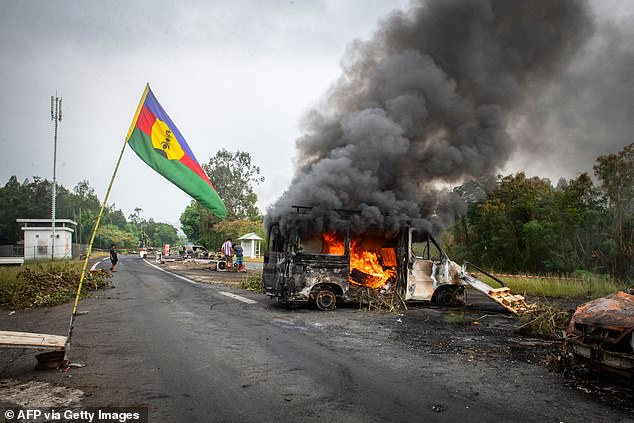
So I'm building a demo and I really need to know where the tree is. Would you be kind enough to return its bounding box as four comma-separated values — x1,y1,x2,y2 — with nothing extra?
180,202,203,244
153,223,179,246
66,180,101,244
0,175,181,252
593,142,634,278
180,149,265,248
180,200,264,250
202,149,264,220
446,172,604,274
210,217,265,251
103,204,128,229
593,143,634,239
0,176,32,243
96,224,138,249
128,207,143,226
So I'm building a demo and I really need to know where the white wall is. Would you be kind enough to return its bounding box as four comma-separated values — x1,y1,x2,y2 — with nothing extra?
23,228,73,260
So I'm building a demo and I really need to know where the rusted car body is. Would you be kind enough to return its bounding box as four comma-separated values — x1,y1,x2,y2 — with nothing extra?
262,215,526,312
566,291,634,376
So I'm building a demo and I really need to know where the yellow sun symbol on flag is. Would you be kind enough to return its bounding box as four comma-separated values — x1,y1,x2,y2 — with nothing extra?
151,119,185,160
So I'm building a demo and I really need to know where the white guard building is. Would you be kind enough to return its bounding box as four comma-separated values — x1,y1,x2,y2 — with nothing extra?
237,232,263,258
17,218,77,260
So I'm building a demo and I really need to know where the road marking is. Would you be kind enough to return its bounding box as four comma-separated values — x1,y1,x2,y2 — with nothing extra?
143,259,198,285
143,261,257,305
219,292,257,304
91,258,109,272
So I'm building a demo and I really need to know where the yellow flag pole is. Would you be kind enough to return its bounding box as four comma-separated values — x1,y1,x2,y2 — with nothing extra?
65,84,150,362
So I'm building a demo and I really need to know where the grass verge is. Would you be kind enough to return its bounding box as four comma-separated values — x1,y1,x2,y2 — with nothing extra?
240,272,262,291
444,312,473,325
475,272,628,299
0,260,112,309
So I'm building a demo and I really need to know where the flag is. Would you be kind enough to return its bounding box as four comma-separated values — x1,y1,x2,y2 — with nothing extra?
126,84,227,219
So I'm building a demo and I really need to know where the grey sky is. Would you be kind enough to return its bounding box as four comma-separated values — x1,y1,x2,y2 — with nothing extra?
1,0,632,226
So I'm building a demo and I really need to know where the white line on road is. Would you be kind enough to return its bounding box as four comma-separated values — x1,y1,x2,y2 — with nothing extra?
143,259,198,285
91,258,109,272
143,260,258,304
218,292,257,304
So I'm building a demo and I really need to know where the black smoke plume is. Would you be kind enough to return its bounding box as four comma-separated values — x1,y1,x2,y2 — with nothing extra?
267,0,592,235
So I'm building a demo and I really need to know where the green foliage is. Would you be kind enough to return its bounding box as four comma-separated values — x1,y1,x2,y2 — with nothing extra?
0,261,112,309
95,224,139,249
0,176,180,251
152,222,179,245
211,218,264,248
0,176,55,243
593,142,634,278
503,275,627,299
202,149,264,220
180,202,203,244
443,312,472,325
0,177,129,245
518,302,572,339
241,272,262,291
181,149,265,249
447,168,620,277
103,204,128,229
180,200,264,250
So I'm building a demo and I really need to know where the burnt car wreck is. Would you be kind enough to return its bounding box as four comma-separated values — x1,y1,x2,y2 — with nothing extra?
566,291,634,377
262,211,527,313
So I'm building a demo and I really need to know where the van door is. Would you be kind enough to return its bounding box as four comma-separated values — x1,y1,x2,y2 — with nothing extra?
262,223,286,296
404,229,442,301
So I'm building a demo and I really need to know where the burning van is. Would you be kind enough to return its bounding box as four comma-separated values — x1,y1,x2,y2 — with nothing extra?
262,211,527,312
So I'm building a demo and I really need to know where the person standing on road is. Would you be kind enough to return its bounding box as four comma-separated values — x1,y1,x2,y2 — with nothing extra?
233,243,246,272
221,238,234,271
110,243,118,272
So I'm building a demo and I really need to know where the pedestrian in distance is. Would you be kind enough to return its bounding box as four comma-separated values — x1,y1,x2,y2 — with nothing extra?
110,243,118,272
221,238,234,271
233,243,246,272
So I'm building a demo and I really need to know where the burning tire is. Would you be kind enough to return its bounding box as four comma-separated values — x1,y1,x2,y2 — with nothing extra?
313,288,337,311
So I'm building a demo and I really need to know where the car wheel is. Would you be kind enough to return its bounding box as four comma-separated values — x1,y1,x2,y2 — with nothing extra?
314,289,337,311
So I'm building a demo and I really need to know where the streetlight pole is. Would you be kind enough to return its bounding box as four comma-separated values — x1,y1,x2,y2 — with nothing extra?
51,94,62,260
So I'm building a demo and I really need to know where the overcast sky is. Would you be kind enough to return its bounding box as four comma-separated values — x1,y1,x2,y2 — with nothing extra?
1,0,632,227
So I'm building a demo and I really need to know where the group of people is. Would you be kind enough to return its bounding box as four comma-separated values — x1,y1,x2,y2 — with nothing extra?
108,239,247,273
221,238,246,272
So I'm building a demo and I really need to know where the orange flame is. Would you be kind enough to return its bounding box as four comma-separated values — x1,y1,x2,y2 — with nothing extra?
321,233,396,289
322,233,344,255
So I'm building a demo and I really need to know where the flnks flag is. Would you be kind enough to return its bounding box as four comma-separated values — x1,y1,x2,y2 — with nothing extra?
126,84,227,219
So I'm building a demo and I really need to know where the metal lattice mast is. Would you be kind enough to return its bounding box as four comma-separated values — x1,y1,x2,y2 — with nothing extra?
51,94,62,260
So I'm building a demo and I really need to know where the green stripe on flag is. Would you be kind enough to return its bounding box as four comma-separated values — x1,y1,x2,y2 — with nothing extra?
128,127,227,219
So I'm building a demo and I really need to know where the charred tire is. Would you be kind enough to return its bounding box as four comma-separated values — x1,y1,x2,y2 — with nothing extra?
431,285,465,306
314,289,337,311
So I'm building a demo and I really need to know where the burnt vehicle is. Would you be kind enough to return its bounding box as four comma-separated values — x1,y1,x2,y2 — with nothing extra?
262,213,527,312
183,244,209,259
566,291,634,377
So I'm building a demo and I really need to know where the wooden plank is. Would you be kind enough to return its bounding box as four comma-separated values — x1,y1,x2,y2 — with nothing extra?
0,330,67,350
488,287,511,295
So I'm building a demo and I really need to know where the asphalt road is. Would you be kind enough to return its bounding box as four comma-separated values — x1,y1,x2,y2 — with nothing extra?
1,255,632,422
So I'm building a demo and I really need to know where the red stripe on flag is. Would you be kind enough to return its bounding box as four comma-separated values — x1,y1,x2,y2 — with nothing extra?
180,154,214,189
136,105,156,136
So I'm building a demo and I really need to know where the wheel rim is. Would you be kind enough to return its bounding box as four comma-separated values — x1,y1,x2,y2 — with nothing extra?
315,290,336,311
434,286,464,306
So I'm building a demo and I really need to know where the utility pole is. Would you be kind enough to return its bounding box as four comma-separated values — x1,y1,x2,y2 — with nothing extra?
51,94,62,260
